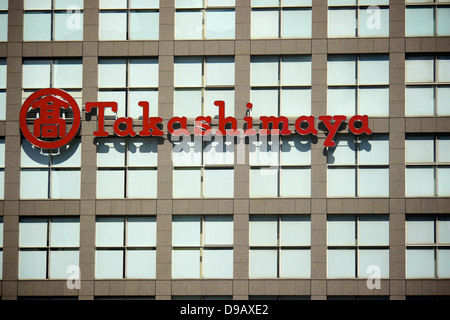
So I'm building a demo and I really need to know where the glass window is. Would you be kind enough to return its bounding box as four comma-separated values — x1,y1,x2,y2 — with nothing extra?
406,2,450,37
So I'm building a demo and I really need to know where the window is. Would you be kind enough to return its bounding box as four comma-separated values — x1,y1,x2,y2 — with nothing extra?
327,134,390,197
0,217,2,279
328,0,389,38
172,296,233,300
174,56,235,118
327,54,389,117
406,0,450,36
172,135,234,198
249,134,311,198
24,0,83,41
250,56,311,118
405,135,450,197
98,58,159,119
22,59,83,107
99,0,159,40
175,0,235,40
251,0,312,39
19,217,80,279
405,55,450,116
20,138,81,199
96,138,158,199
0,59,5,119
0,138,4,199
95,216,157,279
327,215,389,279
0,0,7,41
172,215,233,279
249,215,311,278
406,215,450,278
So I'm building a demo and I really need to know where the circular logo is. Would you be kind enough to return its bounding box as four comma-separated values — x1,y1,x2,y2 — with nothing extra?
20,88,81,149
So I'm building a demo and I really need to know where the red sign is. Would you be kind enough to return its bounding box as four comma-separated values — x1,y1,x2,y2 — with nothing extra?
21,89,372,149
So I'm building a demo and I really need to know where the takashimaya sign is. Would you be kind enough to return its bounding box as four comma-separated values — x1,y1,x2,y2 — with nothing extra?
20,88,372,149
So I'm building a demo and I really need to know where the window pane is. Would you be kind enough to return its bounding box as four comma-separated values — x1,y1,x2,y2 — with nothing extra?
126,250,156,278
358,7,389,37
250,138,279,166
97,139,126,167
172,136,202,166
20,218,48,247
24,12,51,41
208,0,235,6
53,60,82,88
96,250,124,279
359,87,389,116
51,170,81,199
98,91,126,118
359,56,389,85
327,249,356,278
280,216,310,246
54,12,83,41
281,88,311,116
203,249,233,278
327,135,356,165
251,56,279,86
327,88,356,116
99,12,127,40
50,218,80,247
437,167,450,196
281,135,311,166
359,216,389,246
128,169,157,198
204,216,233,245
250,216,278,246
98,59,127,88
437,7,450,36
128,139,158,167
176,0,203,8
97,170,125,198
172,250,200,278
0,92,5,120
280,168,311,197
21,169,49,199
50,250,79,279
206,57,234,86
130,12,159,40
249,250,277,278
359,135,389,165
327,215,356,246
54,0,84,9
127,217,156,247
406,136,434,163
173,169,202,198
359,168,389,197
173,216,201,247
21,140,50,167
406,7,434,36
438,249,450,277
129,90,159,118
406,57,434,83
252,0,279,6
23,60,51,89
131,0,159,8
327,168,356,197
438,136,450,162
129,59,159,88
251,10,279,39
203,169,234,198
206,10,235,39
0,60,5,88
406,167,435,197
175,11,203,40
250,168,278,198
328,9,356,38
204,89,235,118
250,89,279,117
174,90,202,118
99,0,127,9
24,0,52,10
280,249,310,278
358,249,389,278
96,217,124,247
438,57,450,82
0,14,7,41
19,251,47,279
328,56,356,85
406,87,434,116
407,216,435,244
174,57,203,87
282,9,312,38
438,217,450,244
282,56,311,86
437,87,450,115
406,249,435,278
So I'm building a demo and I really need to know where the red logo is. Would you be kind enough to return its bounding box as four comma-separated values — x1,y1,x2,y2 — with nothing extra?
20,88,81,149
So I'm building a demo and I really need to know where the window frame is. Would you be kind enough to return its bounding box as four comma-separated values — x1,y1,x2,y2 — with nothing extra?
405,1,450,37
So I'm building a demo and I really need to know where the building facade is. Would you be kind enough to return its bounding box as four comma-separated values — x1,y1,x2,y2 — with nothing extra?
0,0,449,300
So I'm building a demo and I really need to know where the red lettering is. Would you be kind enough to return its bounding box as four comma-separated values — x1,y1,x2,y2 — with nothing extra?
194,116,212,136
348,115,372,135
259,116,291,135
113,117,136,137
168,116,189,136
85,102,118,137
294,116,318,136
216,100,240,135
319,115,346,147
244,103,256,136
138,101,164,136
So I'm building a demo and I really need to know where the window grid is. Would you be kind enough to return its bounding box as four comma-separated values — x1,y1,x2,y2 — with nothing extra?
99,0,159,40
96,138,158,199
175,0,235,40
327,215,390,279
249,215,311,278
405,55,450,116
0,1,7,41
328,0,389,38
406,1,450,36
251,1,313,39
405,135,450,197
0,217,3,280
24,1,84,41
406,215,450,278
172,135,234,198
326,134,390,197
19,217,80,280
95,216,157,279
